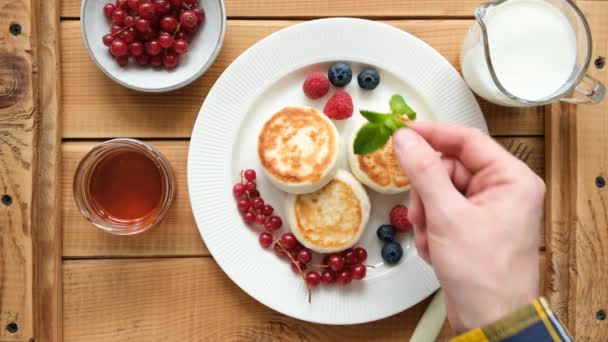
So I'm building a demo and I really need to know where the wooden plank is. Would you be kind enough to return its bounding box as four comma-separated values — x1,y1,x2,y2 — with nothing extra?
60,0,484,19
62,137,543,258
62,141,206,258
63,253,546,341
0,0,38,340
61,20,544,139
545,2,608,340
33,0,63,341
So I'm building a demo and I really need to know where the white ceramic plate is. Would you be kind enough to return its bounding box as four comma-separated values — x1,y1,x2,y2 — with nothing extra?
80,0,226,92
188,18,487,325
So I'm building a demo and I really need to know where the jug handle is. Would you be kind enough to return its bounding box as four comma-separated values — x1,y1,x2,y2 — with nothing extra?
562,74,606,104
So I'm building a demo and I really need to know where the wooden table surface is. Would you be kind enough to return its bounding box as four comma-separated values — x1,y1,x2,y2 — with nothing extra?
0,0,606,341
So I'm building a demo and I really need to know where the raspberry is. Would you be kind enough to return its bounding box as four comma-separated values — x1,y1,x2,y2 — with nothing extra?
303,72,330,99
323,90,353,120
390,204,412,232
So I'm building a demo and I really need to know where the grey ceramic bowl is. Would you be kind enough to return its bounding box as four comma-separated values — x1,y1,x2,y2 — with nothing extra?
81,0,226,92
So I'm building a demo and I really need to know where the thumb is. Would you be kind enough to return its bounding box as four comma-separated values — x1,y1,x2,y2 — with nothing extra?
392,128,461,209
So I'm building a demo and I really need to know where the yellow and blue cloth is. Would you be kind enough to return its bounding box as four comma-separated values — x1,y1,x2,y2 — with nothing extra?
451,298,573,342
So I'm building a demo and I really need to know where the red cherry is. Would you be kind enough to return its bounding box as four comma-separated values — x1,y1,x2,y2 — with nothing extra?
305,271,321,287
233,183,245,197
135,54,150,66
259,232,273,248
279,232,297,250
129,41,144,56
296,249,312,264
328,255,345,272
337,271,353,285
261,204,274,217
102,34,115,47
243,211,255,224
110,38,128,56
321,270,336,285
352,264,366,280
354,247,367,263
250,197,264,210
160,15,178,32
244,169,256,181
103,4,116,17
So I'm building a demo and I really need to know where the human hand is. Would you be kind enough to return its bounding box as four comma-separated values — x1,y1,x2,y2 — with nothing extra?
392,122,545,333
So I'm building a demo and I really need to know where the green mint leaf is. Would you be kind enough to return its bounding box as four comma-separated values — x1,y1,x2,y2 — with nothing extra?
389,94,417,120
384,114,408,132
354,122,391,155
360,110,389,124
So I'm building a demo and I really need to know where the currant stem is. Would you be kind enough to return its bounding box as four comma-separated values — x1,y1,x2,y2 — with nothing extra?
274,237,312,303
111,26,128,37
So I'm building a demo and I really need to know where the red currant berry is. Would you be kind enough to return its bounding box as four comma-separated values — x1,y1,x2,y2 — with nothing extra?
172,38,189,54
150,55,162,67
233,183,245,197
129,41,144,56
274,243,287,258
243,211,255,224
127,0,141,10
296,249,312,264
193,7,204,21
180,10,197,29
160,15,178,32
321,270,336,285
236,199,250,212
141,28,157,41
259,232,273,248
103,3,116,17
135,18,150,32
102,34,115,47
116,55,129,66
291,261,306,274
112,8,127,25
337,270,353,285
354,247,367,262
244,169,256,181
183,0,196,5
124,15,135,27
249,197,263,210
135,53,150,65
145,40,162,55
153,0,171,14
163,52,179,69
280,233,297,250
110,38,128,56
265,216,282,230
344,249,358,265
305,271,321,287
261,204,274,217
328,255,345,272
248,189,260,198
115,0,128,8
169,0,182,7
120,28,136,43
158,32,174,48
244,181,256,192
111,24,123,35
138,2,155,20
255,213,266,225
352,263,366,280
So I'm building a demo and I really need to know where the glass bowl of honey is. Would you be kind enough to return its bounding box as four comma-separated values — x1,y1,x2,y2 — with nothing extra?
73,138,174,235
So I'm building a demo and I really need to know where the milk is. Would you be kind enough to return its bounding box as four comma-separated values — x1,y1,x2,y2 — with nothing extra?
462,0,577,106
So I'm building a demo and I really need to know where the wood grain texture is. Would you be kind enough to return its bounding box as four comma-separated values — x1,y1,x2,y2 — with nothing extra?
0,0,37,340
61,20,543,139
33,0,63,341
60,0,484,19
63,254,547,341
62,137,543,258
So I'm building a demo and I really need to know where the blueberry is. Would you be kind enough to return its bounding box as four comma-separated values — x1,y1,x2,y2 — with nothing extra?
381,242,403,264
328,62,352,87
376,224,396,242
357,68,380,90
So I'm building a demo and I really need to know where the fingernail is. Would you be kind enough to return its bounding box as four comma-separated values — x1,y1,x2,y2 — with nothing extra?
393,129,419,154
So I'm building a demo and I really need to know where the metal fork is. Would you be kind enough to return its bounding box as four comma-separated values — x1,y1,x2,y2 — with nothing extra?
507,139,532,163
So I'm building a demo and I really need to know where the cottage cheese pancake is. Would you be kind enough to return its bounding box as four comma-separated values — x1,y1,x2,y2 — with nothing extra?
286,170,370,253
348,128,410,194
258,106,339,194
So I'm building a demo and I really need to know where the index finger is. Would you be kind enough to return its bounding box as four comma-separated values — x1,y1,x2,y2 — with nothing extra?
408,121,513,173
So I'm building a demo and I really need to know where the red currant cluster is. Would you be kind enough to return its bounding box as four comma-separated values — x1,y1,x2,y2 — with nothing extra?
234,169,370,301
102,0,204,68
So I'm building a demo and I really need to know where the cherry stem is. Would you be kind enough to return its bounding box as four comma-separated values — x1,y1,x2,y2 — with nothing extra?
274,237,312,303
111,26,128,37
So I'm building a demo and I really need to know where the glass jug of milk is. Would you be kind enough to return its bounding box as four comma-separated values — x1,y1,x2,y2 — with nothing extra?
461,0,605,107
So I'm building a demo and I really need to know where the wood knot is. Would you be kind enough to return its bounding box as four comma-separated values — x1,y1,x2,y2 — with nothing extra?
5,322,18,334
0,53,29,109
